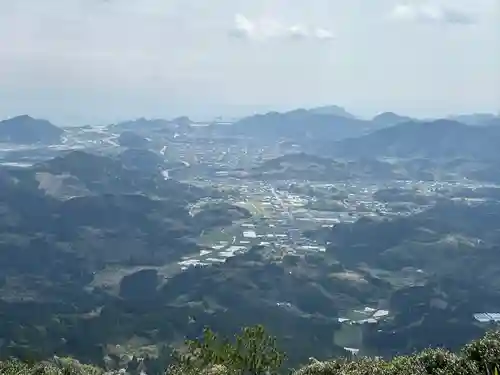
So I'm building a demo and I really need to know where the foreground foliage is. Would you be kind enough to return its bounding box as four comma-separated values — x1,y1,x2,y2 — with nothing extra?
1,328,500,374
170,325,285,375
0,356,103,375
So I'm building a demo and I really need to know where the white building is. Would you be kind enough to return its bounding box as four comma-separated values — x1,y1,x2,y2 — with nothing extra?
243,230,257,238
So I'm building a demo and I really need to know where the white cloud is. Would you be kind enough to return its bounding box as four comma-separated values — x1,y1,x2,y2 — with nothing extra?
390,3,476,25
313,28,336,40
230,14,256,38
288,24,311,39
228,14,335,42
0,0,497,124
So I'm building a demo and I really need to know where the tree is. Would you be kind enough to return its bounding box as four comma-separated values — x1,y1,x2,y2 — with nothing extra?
170,325,285,375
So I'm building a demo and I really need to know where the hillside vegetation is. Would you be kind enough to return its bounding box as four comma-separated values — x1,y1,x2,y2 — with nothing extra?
2,326,500,375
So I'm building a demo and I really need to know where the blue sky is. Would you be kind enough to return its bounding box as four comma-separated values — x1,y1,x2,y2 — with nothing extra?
0,0,498,125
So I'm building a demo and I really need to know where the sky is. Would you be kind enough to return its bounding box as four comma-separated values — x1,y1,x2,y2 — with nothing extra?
0,0,498,125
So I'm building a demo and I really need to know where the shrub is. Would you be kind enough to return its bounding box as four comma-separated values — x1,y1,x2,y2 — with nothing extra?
170,325,285,375
0,356,103,374
2,328,500,375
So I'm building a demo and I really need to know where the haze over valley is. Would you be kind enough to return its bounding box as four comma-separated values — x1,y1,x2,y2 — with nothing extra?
2,108,500,372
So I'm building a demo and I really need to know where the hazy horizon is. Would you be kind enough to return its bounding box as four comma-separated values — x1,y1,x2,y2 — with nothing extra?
2,104,500,128
1,0,499,125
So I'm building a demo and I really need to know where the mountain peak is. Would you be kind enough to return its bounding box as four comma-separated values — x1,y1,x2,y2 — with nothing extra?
333,118,499,159
372,112,412,126
0,115,63,144
308,105,356,119
10,114,34,121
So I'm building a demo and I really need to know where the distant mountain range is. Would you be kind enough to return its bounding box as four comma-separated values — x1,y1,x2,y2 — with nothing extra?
1,110,499,152
331,119,500,160
447,113,500,126
371,112,413,127
227,109,374,141
1,109,498,147
225,108,500,144
0,115,64,144
307,105,357,119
